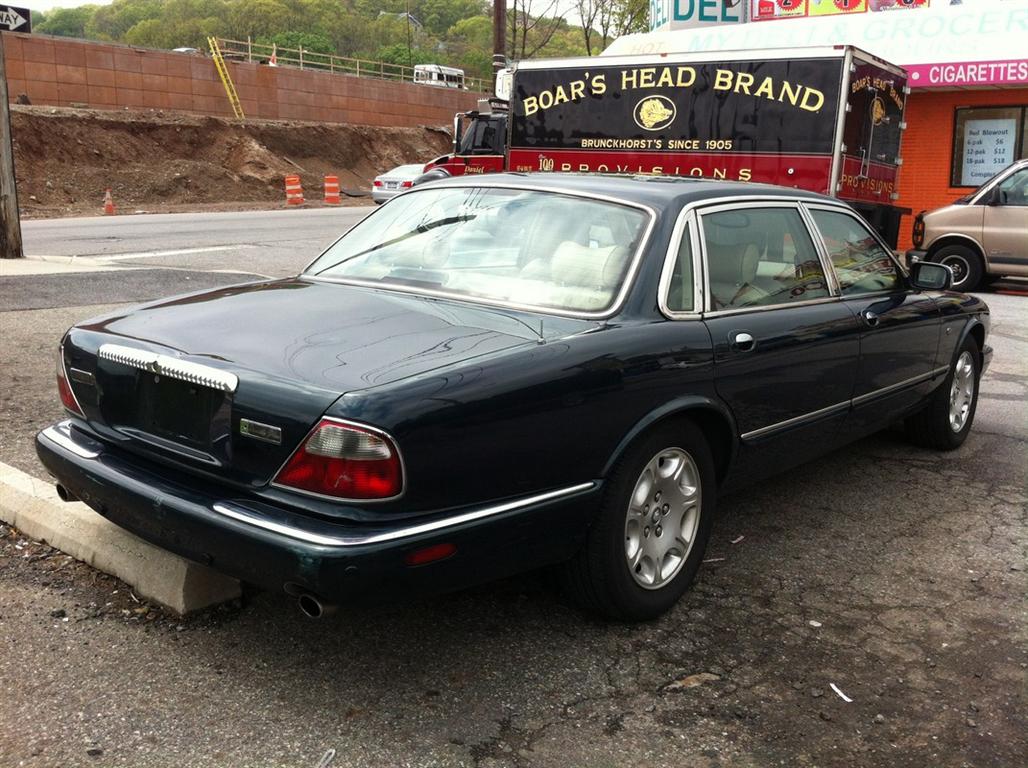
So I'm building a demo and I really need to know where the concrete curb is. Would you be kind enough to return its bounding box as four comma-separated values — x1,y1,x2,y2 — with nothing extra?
0,460,240,614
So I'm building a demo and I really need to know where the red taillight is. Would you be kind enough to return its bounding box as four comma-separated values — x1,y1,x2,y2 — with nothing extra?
373,180,383,187
57,344,84,417
274,419,402,500
400,181,413,188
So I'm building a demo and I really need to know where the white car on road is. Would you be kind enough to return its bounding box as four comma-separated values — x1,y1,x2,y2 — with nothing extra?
372,164,424,204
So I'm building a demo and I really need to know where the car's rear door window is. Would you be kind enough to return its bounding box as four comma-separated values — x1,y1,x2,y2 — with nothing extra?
809,209,901,295
700,206,831,311
665,222,695,313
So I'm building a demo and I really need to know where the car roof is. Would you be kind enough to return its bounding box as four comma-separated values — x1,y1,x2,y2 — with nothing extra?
424,172,840,210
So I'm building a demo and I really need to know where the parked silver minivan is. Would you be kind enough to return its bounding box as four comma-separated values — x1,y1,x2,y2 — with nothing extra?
906,159,1028,291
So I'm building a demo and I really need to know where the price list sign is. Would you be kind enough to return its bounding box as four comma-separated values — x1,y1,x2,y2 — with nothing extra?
960,118,1017,186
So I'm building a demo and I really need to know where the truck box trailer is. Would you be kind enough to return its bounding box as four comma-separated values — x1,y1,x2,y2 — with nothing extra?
424,46,910,246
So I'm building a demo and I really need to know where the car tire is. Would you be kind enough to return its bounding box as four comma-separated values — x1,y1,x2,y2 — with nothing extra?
563,420,716,621
905,337,981,451
932,245,983,291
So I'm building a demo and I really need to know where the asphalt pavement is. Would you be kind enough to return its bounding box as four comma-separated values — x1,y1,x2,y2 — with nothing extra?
21,207,372,278
0,210,1025,767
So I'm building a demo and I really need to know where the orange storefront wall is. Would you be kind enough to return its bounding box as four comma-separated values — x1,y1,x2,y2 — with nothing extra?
895,88,1028,251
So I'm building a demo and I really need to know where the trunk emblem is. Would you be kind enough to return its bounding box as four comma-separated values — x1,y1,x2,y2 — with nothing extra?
239,419,282,445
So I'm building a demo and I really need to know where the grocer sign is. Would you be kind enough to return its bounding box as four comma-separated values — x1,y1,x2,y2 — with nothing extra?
649,0,747,31
0,4,30,32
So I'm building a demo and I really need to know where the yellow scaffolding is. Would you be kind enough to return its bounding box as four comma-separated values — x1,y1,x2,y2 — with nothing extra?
207,37,244,120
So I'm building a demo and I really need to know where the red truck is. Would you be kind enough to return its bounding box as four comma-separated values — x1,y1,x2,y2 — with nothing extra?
422,45,910,246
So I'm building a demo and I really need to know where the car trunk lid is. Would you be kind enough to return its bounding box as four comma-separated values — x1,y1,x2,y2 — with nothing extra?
63,278,556,487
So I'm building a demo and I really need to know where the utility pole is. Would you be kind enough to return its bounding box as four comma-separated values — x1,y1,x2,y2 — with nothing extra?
0,32,23,259
493,0,506,73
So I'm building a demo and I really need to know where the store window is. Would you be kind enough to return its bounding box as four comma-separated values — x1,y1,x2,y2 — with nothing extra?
951,105,1028,188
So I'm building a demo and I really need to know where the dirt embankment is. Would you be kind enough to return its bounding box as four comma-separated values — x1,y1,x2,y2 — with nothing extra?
12,106,451,218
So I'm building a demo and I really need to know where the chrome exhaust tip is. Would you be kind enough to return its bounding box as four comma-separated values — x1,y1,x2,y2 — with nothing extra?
55,484,77,502
297,593,336,619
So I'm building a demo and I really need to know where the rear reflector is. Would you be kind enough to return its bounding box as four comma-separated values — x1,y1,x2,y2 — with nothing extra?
274,419,402,500
400,181,413,188
57,344,84,417
373,180,383,187
405,542,456,567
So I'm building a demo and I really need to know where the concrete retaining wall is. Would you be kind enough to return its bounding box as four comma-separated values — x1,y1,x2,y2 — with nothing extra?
3,32,483,128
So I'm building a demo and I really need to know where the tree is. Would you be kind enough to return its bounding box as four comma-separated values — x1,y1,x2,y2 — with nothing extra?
508,0,565,60
575,0,648,55
35,6,101,38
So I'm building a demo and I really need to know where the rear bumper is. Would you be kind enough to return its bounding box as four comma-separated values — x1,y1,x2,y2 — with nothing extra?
36,420,598,604
371,187,402,203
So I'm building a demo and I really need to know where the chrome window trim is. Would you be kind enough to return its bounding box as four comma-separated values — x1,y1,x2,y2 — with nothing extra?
213,482,596,548
657,208,704,320
741,365,950,441
702,294,843,320
98,343,239,394
796,202,843,295
302,183,658,321
696,200,837,314
269,416,408,504
801,202,908,292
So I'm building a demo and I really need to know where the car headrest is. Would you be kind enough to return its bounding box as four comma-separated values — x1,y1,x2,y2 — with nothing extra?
550,241,629,289
706,242,761,285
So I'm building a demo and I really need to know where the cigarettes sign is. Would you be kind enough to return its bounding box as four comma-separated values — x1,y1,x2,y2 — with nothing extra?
907,59,1028,88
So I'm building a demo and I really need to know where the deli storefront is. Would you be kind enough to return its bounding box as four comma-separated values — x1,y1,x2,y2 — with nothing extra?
611,0,1028,249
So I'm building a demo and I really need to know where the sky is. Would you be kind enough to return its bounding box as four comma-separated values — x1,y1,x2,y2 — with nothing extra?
20,1,111,12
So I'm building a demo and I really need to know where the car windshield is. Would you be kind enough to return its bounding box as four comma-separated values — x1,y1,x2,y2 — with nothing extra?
305,187,649,314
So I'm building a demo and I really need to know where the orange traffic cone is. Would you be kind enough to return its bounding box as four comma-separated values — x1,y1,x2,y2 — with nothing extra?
285,174,305,206
103,188,116,215
324,175,341,205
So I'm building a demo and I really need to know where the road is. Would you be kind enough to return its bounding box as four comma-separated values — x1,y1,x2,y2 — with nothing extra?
1,210,1026,768
21,207,371,278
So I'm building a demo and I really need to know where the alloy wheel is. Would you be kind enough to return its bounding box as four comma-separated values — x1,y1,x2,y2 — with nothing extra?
940,254,970,288
949,351,976,432
624,448,701,590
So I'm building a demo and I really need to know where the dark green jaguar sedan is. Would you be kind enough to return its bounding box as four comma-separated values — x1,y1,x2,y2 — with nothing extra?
38,174,991,621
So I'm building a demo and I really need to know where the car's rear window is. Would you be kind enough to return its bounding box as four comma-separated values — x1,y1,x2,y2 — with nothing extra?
305,187,649,314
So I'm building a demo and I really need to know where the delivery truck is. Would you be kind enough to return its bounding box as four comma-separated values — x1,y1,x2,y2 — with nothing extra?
422,46,910,246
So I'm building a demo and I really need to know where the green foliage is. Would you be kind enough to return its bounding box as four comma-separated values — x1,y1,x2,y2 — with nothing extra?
28,0,620,82
34,5,101,38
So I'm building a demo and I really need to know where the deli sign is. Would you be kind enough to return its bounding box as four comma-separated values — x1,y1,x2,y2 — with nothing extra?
0,5,31,33
650,0,747,31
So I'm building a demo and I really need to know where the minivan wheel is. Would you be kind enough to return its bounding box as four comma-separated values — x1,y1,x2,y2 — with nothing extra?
563,420,716,621
905,337,980,451
932,245,982,291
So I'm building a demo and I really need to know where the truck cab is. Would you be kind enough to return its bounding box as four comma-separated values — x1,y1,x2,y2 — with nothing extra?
422,100,507,178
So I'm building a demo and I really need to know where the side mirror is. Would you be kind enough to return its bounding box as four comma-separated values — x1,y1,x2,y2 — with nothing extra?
910,260,953,291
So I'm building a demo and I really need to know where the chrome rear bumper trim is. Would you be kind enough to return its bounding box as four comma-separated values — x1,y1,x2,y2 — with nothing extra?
213,482,596,548
40,421,101,460
98,343,238,393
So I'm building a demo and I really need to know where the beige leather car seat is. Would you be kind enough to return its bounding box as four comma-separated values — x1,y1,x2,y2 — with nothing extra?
707,242,769,309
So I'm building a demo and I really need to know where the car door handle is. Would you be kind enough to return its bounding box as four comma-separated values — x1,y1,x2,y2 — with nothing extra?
863,310,880,327
729,331,756,352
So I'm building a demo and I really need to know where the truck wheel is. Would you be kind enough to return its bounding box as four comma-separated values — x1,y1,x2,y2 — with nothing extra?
932,245,983,291
904,337,980,451
563,420,716,621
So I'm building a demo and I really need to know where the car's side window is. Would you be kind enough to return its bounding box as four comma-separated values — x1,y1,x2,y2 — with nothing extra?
996,169,1028,206
666,223,694,313
702,207,830,311
809,209,901,296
